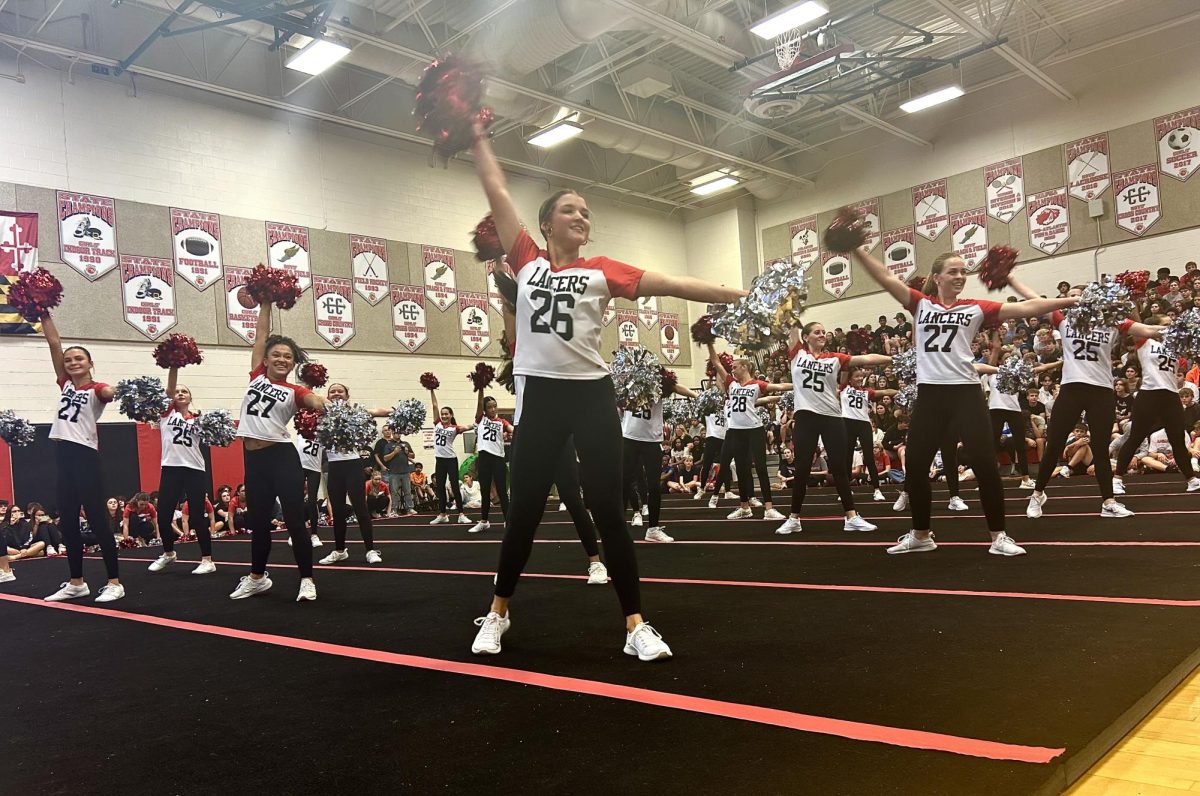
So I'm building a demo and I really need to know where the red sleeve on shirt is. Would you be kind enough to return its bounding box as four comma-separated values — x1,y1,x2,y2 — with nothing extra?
975,300,1002,327
867,389,876,400
250,363,266,381
723,375,733,390
57,375,68,389
289,382,312,402
788,342,804,360
1051,310,1065,327
905,288,924,314
597,257,645,301
835,353,852,369
754,380,769,392
507,229,542,276
93,382,113,404
1118,318,1134,334
1135,338,1150,350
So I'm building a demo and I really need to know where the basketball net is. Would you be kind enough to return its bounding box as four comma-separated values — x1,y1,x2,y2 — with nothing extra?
775,27,804,71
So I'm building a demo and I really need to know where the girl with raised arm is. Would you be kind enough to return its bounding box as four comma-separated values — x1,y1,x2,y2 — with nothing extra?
428,386,474,526
841,368,897,502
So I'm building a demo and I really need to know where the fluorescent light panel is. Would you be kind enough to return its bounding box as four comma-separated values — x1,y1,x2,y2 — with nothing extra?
690,176,740,196
900,84,964,113
526,120,584,148
751,1,829,40
286,38,351,76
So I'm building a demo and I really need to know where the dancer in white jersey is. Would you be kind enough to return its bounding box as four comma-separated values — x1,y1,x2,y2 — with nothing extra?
696,399,727,504
466,117,742,660
41,315,125,603
851,249,1075,555
428,387,474,525
1112,315,1200,494
147,368,216,575
979,330,1059,492
774,321,889,535
841,368,897,502
622,380,697,543
228,302,327,602
293,433,325,547
469,391,512,534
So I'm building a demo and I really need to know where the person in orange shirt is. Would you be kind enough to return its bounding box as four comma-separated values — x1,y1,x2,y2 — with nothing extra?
409,462,435,508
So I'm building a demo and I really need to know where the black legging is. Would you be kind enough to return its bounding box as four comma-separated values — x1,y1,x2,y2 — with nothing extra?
907,384,1005,533
302,468,321,532
698,435,723,488
717,426,773,504
476,451,509,523
792,411,855,513
623,439,663,527
33,522,63,549
434,456,464,515
159,465,211,556
510,428,600,558
1036,383,1116,497
844,419,880,489
55,441,119,580
328,458,374,552
990,409,1029,477
1115,390,1196,478
245,442,312,577
496,376,640,616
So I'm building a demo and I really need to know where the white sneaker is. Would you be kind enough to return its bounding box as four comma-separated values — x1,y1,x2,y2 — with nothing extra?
296,578,317,602
1192,458,1200,475
893,492,910,512
1113,477,1126,495
310,534,322,548
727,507,753,519
319,549,349,565
887,532,937,555
469,521,491,534
1187,477,1200,493
707,495,718,509
0,569,14,583
947,496,969,511
873,489,887,502
749,497,763,508
365,549,382,564
148,552,176,572
630,513,643,527
458,514,472,524
471,611,511,655
989,534,1026,556
692,491,704,501
843,515,877,532
95,583,125,603
45,582,89,601
775,517,802,535
1057,466,1072,478
587,561,609,584
1026,492,1046,518
430,514,450,525
644,527,674,543
558,502,567,512
191,560,216,575
1101,502,1134,518
624,622,672,661
641,505,649,517
287,536,293,546
762,508,786,521
229,575,272,600
1019,477,1036,489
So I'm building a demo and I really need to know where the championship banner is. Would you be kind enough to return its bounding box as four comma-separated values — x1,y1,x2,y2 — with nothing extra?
170,208,221,290
223,265,259,344
881,226,916,282
265,222,311,292
602,303,616,326
912,179,948,241
0,211,40,335
1065,134,1111,201
350,235,388,305
459,291,490,355
391,284,428,352
1154,106,1200,182
789,216,820,271
1113,164,1162,237
617,308,639,348
1027,187,1070,255
659,312,680,364
422,245,457,311
314,276,355,348
984,158,1025,222
58,191,117,280
950,208,988,272
638,295,658,329
485,260,506,314
821,250,852,299
846,198,880,252
120,255,176,340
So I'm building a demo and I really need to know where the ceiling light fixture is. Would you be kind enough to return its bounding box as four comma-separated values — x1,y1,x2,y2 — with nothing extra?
899,84,965,113
690,175,740,196
751,1,829,40
285,37,351,76
526,118,584,148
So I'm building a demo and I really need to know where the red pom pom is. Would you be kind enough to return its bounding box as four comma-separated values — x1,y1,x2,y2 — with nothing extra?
905,273,929,293
420,372,440,390
468,362,495,392
846,328,871,355
152,334,203,369
690,315,716,345
413,56,494,165
472,214,504,262
823,207,869,253
660,367,677,393
293,408,321,440
246,263,301,310
979,246,1019,291
7,267,63,321
705,352,735,379
118,536,140,550
299,362,328,389
1115,270,1150,300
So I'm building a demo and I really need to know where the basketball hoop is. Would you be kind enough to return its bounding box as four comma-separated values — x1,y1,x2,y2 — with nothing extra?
775,27,804,72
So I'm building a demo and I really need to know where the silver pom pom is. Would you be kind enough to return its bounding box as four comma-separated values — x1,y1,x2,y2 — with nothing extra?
756,406,772,426
894,383,918,408
1161,308,1200,361
114,376,171,423
995,354,1034,395
778,390,795,413
1066,279,1135,334
194,410,236,447
316,401,378,454
387,398,427,436
892,349,916,383
0,410,35,446
711,261,809,353
695,387,726,419
663,397,698,428
610,345,663,411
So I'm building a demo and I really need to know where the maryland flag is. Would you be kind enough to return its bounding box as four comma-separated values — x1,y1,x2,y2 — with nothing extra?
0,211,40,334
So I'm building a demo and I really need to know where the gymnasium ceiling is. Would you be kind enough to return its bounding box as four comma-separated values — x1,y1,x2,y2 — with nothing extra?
0,0,1197,211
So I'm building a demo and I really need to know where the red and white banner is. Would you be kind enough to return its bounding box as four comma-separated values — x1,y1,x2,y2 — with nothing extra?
1113,164,1162,237
821,250,852,299
58,191,117,280
459,291,490,355
1065,134,1111,201
950,208,988,272
314,276,355,348
881,226,916,282
391,284,428,352
422,245,457,311
350,234,388,306
1027,187,1070,255
638,295,658,329
912,179,948,241
223,265,259,344
170,208,221,290
659,312,680,364
0,211,38,274
617,308,639,348
846,199,880,252
602,303,616,326
485,260,507,314
1154,106,1200,182
789,216,820,271
120,255,176,340
265,222,311,292
984,158,1025,223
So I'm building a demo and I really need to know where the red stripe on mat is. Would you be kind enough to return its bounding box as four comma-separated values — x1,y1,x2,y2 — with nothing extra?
0,592,1064,764
212,538,1200,548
